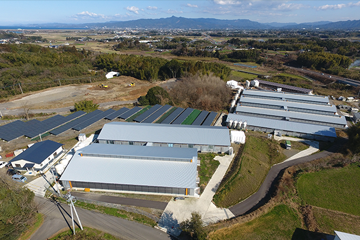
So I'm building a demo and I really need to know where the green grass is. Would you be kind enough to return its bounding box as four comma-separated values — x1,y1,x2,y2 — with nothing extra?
209,205,301,240
155,107,177,123
50,226,119,240
214,135,286,207
181,109,201,125
126,105,151,122
278,73,309,81
230,71,258,80
74,201,157,227
198,153,220,193
297,163,360,216
18,213,44,240
31,132,50,141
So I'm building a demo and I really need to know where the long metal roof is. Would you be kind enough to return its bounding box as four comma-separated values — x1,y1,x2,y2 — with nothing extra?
60,146,197,189
98,122,231,146
235,106,347,126
239,96,337,113
79,143,198,161
257,79,312,94
242,89,329,104
227,113,337,138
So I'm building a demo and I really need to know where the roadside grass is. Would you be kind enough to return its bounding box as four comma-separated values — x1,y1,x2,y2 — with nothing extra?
73,201,157,227
230,71,257,80
297,163,360,216
214,135,286,208
313,206,360,235
208,204,301,240
74,190,172,202
155,107,177,123
181,109,201,125
198,153,220,193
126,105,151,122
49,226,119,240
18,213,44,240
280,140,309,151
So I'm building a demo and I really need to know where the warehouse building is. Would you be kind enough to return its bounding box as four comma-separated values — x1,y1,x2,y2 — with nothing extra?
238,96,338,116
60,144,199,196
241,89,329,105
97,122,231,153
226,113,337,141
235,106,347,128
257,79,313,94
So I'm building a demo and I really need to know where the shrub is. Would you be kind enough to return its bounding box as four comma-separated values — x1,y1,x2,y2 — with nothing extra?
74,100,99,113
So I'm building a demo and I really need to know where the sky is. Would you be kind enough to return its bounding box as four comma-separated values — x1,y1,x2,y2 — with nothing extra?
1,0,360,25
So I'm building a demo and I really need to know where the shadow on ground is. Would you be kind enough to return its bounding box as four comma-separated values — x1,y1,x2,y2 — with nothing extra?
292,228,335,240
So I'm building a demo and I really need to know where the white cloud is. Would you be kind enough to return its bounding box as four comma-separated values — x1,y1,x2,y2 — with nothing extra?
317,4,346,10
74,11,106,19
213,0,242,5
147,6,158,10
126,6,140,14
187,3,198,8
166,9,183,14
349,1,360,6
275,3,304,10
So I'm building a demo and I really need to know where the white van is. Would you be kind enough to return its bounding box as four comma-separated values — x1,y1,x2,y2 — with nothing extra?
12,174,27,183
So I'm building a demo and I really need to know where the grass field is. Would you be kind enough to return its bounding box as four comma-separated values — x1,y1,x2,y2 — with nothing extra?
126,106,151,122
209,205,301,240
155,107,177,123
230,71,258,80
198,153,220,193
214,135,286,207
278,73,309,81
50,227,119,240
182,109,201,125
297,163,360,216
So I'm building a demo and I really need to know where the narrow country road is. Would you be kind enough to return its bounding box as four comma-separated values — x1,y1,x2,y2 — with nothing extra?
30,197,172,240
229,140,345,216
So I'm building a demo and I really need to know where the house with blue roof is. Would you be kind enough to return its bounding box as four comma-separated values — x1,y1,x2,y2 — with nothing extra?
9,140,63,172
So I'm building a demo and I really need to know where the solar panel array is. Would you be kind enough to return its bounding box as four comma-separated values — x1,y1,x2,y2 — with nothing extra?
0,120,27,141
142,105,172,123
50,110,103,135
105,107,130,120
119,107,142,119
191,111,209,125
134,104,162,122
161,107,184,124
73,109,115,131
202,112,218,126
172,108,194,125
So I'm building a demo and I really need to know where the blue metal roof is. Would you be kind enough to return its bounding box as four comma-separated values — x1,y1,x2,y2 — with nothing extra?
227,113,337,138
9,140,63,164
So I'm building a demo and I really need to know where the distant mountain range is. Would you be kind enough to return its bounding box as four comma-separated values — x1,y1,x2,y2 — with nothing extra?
1,16,360,30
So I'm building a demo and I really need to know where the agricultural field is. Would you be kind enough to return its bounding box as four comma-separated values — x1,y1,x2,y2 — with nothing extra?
230,71,258,80
181,109,201,125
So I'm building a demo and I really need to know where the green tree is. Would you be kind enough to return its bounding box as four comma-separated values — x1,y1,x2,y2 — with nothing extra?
180,212,206,240
74,100,99,113
347,123,360,154
145,86,170,105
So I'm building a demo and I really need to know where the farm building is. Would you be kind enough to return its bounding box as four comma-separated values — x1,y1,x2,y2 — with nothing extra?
353,112,360,123
241,89,329,105
60,144,199,197
238,96,337,116
97,122,231,153
9,140,63,172
256,79,313,94
226,113,337,141
334,231,360,240
105,71,120,79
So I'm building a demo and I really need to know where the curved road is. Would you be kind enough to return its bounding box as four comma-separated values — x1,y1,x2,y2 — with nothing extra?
30,197,172,240
229,139,344,216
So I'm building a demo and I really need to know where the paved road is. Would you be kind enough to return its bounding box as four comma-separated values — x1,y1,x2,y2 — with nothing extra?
72,192,168,210
229,140,344,216
30,197,172,240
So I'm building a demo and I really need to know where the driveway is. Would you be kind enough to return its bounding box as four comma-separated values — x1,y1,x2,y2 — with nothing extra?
30,197,172,240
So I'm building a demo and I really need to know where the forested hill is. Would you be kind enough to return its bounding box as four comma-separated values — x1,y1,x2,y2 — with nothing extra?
283,19,360,30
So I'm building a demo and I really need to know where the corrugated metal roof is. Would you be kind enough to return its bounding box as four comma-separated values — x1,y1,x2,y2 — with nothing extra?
236,106,347,126
227,113,337,138
9,140,63,164
239,96,337,113
242,89,329,104
60,147,198,189
335,231,360,240
79,143,197,160
98,122,231,146
257,79,312,93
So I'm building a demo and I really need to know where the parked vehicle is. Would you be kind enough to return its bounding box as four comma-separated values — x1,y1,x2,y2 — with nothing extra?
285,140,292,150
6,169,21,176
174,197,185,201
12,174,27,183
0,161,7,168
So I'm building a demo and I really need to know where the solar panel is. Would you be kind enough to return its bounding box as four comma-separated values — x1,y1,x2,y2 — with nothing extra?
202,112,218,126
0,120,27,141
172,108,194,125
142,105,172,123
134,104,162,122
161,107,185,124
73,109,115,131
50,110,103,135
119,107,142,119
25,115,66,138
191,111,209,125
105,107,129,120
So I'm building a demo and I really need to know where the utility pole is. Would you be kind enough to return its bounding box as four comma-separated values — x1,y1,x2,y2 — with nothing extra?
18,83,23,94
89,77,91,83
